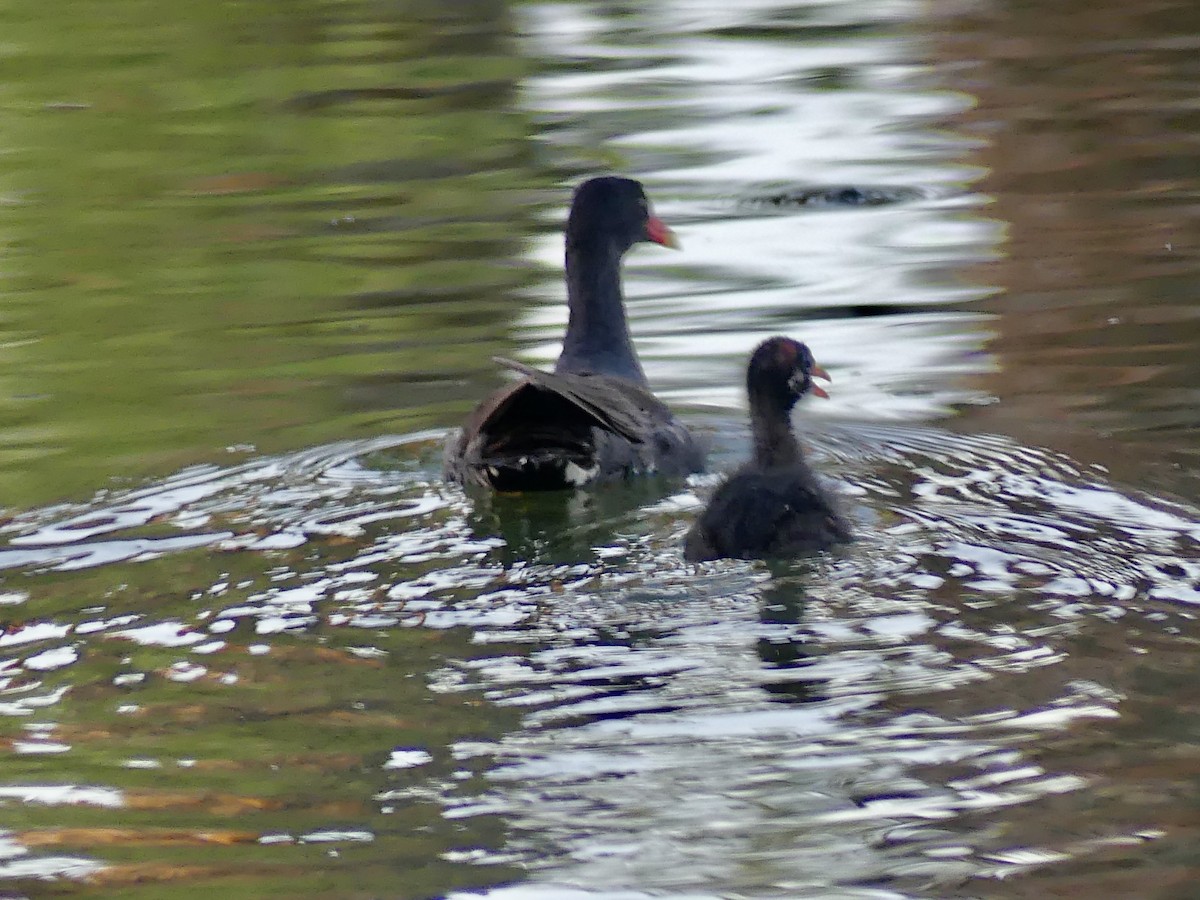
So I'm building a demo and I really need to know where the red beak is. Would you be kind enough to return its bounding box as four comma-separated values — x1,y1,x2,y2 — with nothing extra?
645,215,681,249
810,364,831,399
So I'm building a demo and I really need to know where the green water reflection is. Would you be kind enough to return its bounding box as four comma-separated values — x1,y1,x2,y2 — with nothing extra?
0,0,537,510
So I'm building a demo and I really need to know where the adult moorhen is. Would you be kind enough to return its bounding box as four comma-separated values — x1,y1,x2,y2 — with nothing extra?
445,177,704,490
684,336,852,561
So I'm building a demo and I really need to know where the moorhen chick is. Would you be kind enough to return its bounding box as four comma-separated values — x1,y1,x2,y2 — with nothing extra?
445,176,704,490
684,336,852,561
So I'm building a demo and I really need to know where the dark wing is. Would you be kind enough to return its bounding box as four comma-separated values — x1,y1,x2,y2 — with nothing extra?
492,357,664,444
452,377,528,451
445,360,680,485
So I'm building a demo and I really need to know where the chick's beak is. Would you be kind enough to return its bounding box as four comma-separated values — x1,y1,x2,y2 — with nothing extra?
809,364,831,399
645,215,681,249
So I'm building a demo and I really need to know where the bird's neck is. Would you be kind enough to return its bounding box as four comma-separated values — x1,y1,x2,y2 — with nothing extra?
556,240,647,384
749,395,803,468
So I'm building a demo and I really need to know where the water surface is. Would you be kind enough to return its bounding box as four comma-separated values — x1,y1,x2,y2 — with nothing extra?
1,0,1200,898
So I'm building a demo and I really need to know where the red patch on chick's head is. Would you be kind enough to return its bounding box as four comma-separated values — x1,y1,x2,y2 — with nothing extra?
774,338,799,369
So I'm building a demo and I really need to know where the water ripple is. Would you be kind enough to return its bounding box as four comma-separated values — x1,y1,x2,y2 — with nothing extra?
0,416,1196,896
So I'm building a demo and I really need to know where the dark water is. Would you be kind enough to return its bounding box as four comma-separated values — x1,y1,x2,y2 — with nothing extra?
2,0,1200,897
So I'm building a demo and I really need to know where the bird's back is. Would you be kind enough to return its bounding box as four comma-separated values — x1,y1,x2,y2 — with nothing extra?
446,362,702,490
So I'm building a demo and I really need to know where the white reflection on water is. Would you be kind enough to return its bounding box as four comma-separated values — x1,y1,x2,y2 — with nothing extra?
0,413,1195,894
0,785,123,808
0,855,104,881
516,0,994,425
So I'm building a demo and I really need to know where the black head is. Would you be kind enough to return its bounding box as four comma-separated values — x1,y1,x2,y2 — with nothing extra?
746,336,831,411
566,176,679,253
